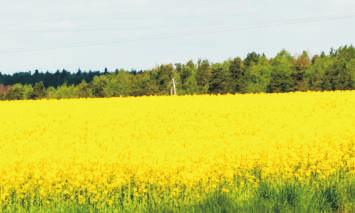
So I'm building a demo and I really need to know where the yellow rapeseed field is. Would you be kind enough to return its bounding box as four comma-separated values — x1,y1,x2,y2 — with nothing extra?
0,91,354,210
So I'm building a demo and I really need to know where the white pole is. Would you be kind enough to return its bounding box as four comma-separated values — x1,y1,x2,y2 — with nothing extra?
172,78,177,95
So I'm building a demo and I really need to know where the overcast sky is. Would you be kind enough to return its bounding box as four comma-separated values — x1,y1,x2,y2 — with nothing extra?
0,0,354,73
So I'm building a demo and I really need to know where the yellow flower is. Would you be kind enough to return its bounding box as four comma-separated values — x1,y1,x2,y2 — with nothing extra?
0,91,353,208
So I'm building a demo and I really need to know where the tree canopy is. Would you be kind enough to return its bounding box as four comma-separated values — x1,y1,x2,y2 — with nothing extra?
1,46,354,100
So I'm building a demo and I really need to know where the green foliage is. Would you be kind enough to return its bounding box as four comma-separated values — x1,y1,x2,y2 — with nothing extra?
245,57,271,93
244,52,262,67
292,51,310,91
154,64,175,95
268,50,294,92
2,175,353,212
229,57,247,93
208,63,232,94
5,84,26,100
178,60,198,94
318,185,341,211
305,55,333,90
322,46,355,90
196,59,211,93
48,84,78,99
0,46,354,100
131,72,159,96
31,81,46,99
91,75,109,97
104,71,132,97
76,80,92,98
0,69,103,87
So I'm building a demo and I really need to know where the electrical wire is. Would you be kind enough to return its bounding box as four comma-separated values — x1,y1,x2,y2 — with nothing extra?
0,13,354,55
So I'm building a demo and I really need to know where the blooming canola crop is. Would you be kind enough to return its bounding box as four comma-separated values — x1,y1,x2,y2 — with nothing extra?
0,91,354,209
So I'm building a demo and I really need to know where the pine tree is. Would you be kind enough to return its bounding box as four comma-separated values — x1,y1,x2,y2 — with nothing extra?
229,57,246,93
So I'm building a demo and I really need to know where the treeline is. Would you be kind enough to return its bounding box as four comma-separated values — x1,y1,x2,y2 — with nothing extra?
0,69,105,87
0,46,354,100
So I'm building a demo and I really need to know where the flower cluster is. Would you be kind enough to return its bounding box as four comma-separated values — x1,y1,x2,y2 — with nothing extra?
0,91,354,209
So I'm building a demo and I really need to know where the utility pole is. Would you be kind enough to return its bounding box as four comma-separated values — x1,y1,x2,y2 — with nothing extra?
171,78,177,95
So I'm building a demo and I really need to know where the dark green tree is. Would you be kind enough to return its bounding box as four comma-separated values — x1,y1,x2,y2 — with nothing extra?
229,57,247,93
244,52,261,67
305,55,333,90
31,81,46,99
5,84,25,100
268,50,294,92
196,59,211,93
76,80,92,98
208,63,232,94
292,51,310,91
91,75,109,97
245,56,272,93
50,84,77,99
105,71,132,96
154,64,175,95
322,46,355,90
179,60,198,94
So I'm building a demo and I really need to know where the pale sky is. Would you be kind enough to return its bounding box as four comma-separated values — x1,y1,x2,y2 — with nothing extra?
0,0,354,73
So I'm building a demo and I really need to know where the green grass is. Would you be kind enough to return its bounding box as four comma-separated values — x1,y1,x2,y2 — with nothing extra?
1,175,354,212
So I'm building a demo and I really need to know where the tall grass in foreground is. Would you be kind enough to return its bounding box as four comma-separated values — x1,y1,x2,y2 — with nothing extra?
2,173,354,212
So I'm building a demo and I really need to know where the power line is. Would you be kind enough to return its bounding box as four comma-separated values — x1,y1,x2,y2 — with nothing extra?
1,11,355,34
0,9,248,34
0,13,354,55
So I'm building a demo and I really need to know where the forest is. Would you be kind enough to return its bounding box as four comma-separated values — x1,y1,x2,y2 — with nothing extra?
0,45,354,100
